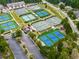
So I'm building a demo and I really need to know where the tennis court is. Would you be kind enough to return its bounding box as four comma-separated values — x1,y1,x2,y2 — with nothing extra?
32,21,49,31
21,14,36,22
32,17,61,32
47,33,59,43
39,35,53,46
15,8,29,16
38,30,64,46
53,30,64,39
0,21,18,31
0,14,12,22
46,17,62,26
34,9,50,18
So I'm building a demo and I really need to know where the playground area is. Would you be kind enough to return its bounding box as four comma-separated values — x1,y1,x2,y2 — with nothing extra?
38,29,64,46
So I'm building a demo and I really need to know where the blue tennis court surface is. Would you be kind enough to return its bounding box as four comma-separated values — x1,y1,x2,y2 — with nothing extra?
0,14,12,22
0,21,18,31
47,33,59,43
34,9,50,18
38,30,65,46
53,31,64,39
39,35,52,46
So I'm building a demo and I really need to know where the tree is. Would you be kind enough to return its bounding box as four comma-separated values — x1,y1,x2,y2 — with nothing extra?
0,39,8,53
36,40,42,47
29,54,34,59
0,0,7,5
57,42,63,52
48,47,58,59
23,0,41,3
0,29,5,34
59,2,65,9
46,0,79,9
61,18,72,34
24,49,28,54
76,22,79,30
40,46,50,57
12,30,22,38
28,31,36,40
68,33,77,41
46,0,60,4
57,48,71,59
67,10,76,20
16,30,22,37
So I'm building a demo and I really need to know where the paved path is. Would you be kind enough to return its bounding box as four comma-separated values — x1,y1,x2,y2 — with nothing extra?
0,54,2,59
4,34,28,59
22,32,44,59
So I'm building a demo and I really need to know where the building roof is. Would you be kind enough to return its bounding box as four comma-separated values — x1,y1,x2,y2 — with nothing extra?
7,1,25,9
74,11,79,18
0,4,4,10
26,4,41,10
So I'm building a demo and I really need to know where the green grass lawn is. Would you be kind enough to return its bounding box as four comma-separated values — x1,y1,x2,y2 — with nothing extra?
2,47,14,59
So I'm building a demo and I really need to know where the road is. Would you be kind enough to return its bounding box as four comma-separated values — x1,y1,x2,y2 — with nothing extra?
0,54,2,59
22,32,44,59
43,0,79,35
4,34,28,59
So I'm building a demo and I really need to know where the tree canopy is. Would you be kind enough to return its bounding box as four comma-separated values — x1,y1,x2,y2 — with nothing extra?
0,38,8,53
46,0,79,9
0,0,42,5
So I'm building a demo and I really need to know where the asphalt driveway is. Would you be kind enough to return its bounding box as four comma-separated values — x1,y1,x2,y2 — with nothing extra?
4,34,28,59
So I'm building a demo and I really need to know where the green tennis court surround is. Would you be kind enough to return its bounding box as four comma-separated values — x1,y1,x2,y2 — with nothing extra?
0,13,19,32
38,29,64,46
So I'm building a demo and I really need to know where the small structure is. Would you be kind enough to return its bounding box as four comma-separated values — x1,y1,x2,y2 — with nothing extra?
0,4,6,13
7,1,26,10
73,10,79,19
26,3,41,10
65,6,73,12
0,4,4,10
